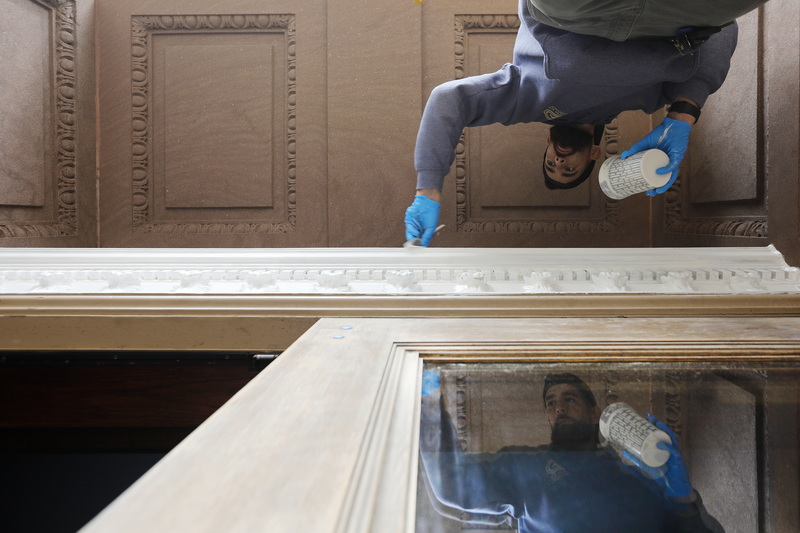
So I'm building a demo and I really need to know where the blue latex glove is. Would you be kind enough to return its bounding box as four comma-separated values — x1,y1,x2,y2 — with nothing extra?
621,413,693,499
620,117,692,196
421,370,441,397
404,195,440,247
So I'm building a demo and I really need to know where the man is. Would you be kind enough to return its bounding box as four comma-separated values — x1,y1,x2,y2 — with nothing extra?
404,0,751,246
419,371,724,532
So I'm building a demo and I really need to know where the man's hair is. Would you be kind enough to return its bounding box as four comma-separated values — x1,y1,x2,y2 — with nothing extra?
542,373,597,407
543,125,605,190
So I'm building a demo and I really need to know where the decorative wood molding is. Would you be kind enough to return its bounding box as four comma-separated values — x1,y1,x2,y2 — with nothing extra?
664,372,683,440
454,375,468,451
130,14,297,234
0,246,797,295
663,177,769,238
2,247,799,353
0,0,77,238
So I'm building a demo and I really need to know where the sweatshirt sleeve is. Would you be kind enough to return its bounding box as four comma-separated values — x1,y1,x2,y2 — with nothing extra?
662,24,739,107
414,65,522,190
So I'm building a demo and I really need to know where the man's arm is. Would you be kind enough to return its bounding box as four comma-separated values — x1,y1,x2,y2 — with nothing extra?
406,66,523,245
414,65,523,192
419,372,519,525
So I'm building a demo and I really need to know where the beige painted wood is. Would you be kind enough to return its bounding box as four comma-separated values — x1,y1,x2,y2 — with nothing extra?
4,292,800,353
80,316,800,532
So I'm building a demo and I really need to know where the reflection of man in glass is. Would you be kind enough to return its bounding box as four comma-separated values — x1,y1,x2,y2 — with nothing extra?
419,372,724,532
545,373,601,451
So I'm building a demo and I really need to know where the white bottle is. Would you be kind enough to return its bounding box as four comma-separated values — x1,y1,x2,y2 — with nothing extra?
598,149,671,200
599,402,672,467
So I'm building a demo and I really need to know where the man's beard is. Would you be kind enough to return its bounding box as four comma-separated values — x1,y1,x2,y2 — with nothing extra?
550,420,598,451
549,125,593,156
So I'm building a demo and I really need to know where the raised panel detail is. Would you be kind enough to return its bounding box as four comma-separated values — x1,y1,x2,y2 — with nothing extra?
131,14,295,234
0,0,77,237
0,0,49,207
160,42,275,209
687,11,760,204
660,9,767,241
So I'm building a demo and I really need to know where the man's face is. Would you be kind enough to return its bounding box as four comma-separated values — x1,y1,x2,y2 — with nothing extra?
544,383,596,429
543,142,595,185
544,383,600,449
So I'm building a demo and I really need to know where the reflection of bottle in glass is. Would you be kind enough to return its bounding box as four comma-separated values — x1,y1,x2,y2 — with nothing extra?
599,402,671,467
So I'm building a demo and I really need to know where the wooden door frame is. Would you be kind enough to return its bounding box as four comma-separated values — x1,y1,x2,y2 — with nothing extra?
76,316,800,532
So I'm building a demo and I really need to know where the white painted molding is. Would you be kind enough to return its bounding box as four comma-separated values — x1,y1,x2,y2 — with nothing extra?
0,245,798,294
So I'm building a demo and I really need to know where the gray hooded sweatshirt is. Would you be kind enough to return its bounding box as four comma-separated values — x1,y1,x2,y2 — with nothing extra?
414,0,738,191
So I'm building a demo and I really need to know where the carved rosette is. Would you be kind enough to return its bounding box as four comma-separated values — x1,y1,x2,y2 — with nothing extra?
130,14,297,234
453,15,621,234
0,0,77,238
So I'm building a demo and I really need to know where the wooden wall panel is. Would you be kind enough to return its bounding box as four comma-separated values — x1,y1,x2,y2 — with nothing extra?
325,0,422,247
653,8,771,247
688,10,761,204
0,0,96,245
131,15,291,232
765,0,800,267
1,0,50,208
98,1,326,247
4,0,795,256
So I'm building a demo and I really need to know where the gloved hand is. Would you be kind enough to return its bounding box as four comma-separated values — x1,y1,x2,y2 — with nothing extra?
404,195,440,247
621,413,694,499
620,117,692,196
421,370,441,397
